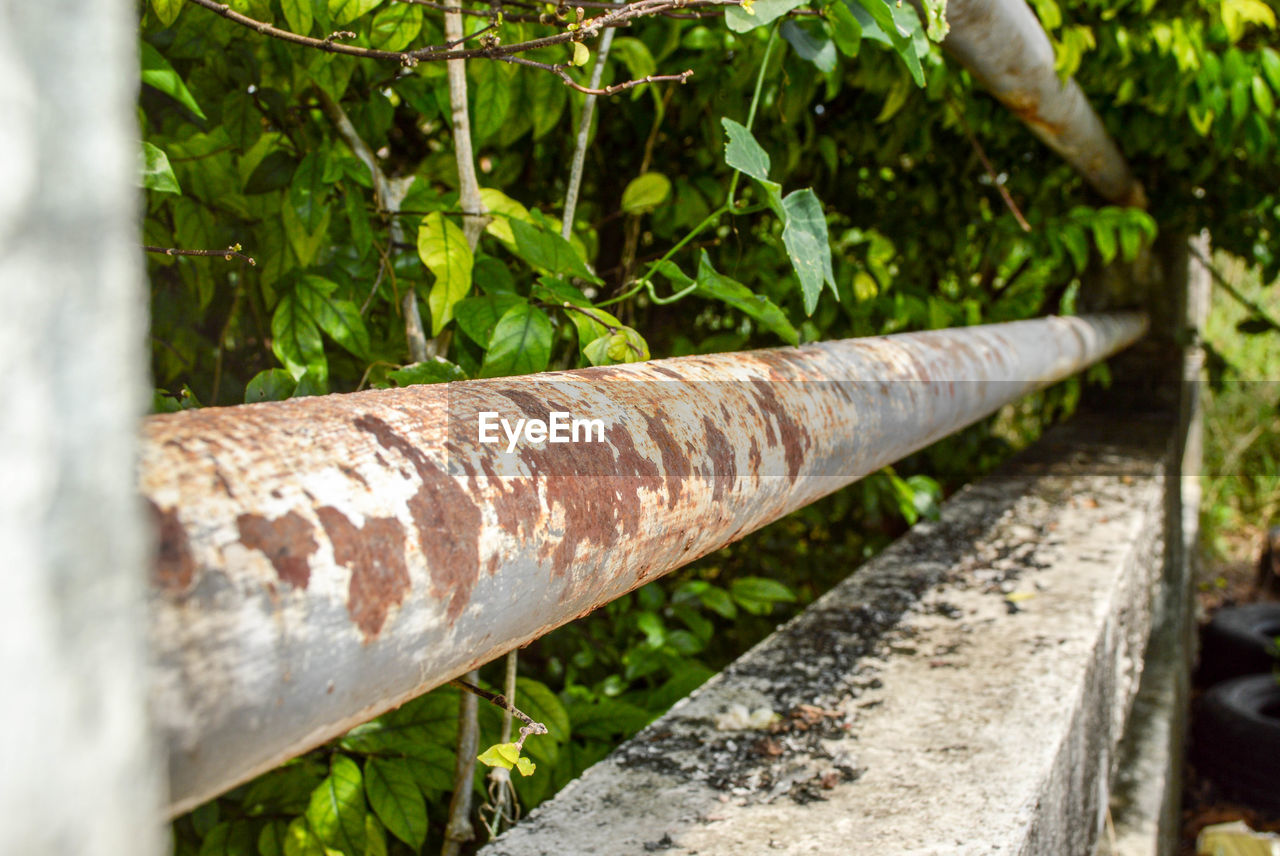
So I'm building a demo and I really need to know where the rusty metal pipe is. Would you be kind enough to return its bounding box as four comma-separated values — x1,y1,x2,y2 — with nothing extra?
145,312,1146,814
935,0,1147,207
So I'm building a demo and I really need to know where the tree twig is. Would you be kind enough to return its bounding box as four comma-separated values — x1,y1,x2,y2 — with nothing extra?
315,90,430,362
442,671,480,856
143,244,256,264
946,95,1032,233
1189,243,1280,333
561,27,618,240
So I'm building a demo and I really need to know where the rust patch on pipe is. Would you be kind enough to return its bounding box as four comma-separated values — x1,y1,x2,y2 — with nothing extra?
236,511,318,590
749,379,810,477
316,507,410,640
354,414,481,623
701,415,736,503
642,411,690,509
149,500,196,595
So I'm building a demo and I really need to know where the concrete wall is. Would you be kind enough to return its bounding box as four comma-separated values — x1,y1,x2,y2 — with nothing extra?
483,413,1180,856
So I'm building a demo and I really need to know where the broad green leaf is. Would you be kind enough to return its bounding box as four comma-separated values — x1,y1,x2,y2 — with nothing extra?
282,819,326,856
151,0,183,26
1253,75,1275,118
828,1,863,56
329,0,384,25
478,187,532,245
245,151,299,195
339,691,460,756
528,70,568,139
364,815,387,856
475,255,519,294
726,0,808,32
1261,48,1280,94
140,42,207,119
472,62,512,141
387,360,467,386
730,577,797,615
1092,222,1118,264
479,303,554,377
306,756,367,855
621,173,672,214
515,678,571,742
1118,225,1142,262
271,292,328,385
141,142,181,194
281,0,313,33
455,294,526,346
199,821,255,856
1221,0,1276,42
296,276,370,360
281,202,331,268
693,252,799,344
609,37,656,80
241,760,328,816
781,21,837,73
1059,225,1089,272
290,151,329,232
364,758,427,850
343,187,372,258
583,327,649,365
258,821,289,856
417,212,474,335
781,189,837,315
510,219,601,283
370,3,422,50
721,118,771,182
245,369,297,403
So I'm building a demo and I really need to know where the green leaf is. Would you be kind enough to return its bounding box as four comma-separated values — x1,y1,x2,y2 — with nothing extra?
364,758,427,850
387,360,467,386
281,201,331,268
199,822,255,856
141,142,181,194
282,819,326,856
329,0,384,25
454,294,526,346
140,42,207,119
721,118,771,182
417,212,474,335
781,188,837,315
621,173,672,214
281,0,313,33
515,678,571,742
610,37,656,80
343,187,373,258
828,1,863,56
1253,75,1275,118
245,151,299,195
339,691,460,757
1059,225,1089,272
730,577,797,614
515,756,537,776
245,369,298,403
528,70,569,139
478,187,532,245
1261,48,1280,94
306,756,367,855
726,0,808,32
781,21,837,73
583,327,649,364
479,303,554,377
692,252,798,344
1091,221,1117,264
477,742,521,769
296,275,371,360
151,0,183,26
370,3,422,50
920,0,949,41
572,42,591,67
472,62,512,141
271,292,328,386
258,821,290,856
510,219,601,283
290,151,330,233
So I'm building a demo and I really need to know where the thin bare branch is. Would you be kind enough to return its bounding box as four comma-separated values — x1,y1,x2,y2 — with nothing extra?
504,55,693,95
143,244,257,265
947,95,1032,233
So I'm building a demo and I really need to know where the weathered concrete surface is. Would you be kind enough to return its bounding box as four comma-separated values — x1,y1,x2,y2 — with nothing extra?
0,1,163,854
483,413,1174,856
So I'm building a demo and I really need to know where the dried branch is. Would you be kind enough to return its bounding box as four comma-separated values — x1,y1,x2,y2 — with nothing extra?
451,677,547,733
506,55,693,95
143,244,257,264
562,27,617,239
947,96,1032,233
442,671,480,856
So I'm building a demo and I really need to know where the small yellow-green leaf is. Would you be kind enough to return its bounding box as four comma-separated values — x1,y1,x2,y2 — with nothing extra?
515,757,536,777
477,742,520,769
572,41,590,66
620,173,672,215
151,0,183,26
478,187,532,246
417,212,474,335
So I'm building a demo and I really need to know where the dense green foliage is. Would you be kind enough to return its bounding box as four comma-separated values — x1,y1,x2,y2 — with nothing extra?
141,0,1278,850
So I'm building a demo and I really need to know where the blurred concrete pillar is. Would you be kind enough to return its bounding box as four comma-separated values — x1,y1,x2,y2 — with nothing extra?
0,2,164,854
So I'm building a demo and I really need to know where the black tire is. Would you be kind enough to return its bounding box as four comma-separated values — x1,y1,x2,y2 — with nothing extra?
1193,675,1280,811
1197,603,1280,686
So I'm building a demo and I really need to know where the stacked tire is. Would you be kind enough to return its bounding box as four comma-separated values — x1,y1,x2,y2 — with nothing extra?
1193,603,1280,811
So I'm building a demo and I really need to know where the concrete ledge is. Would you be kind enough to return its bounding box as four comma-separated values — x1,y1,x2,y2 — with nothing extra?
482,414,1177,856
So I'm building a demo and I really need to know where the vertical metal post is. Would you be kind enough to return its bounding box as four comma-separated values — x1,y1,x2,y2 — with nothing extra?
0,1,164,853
